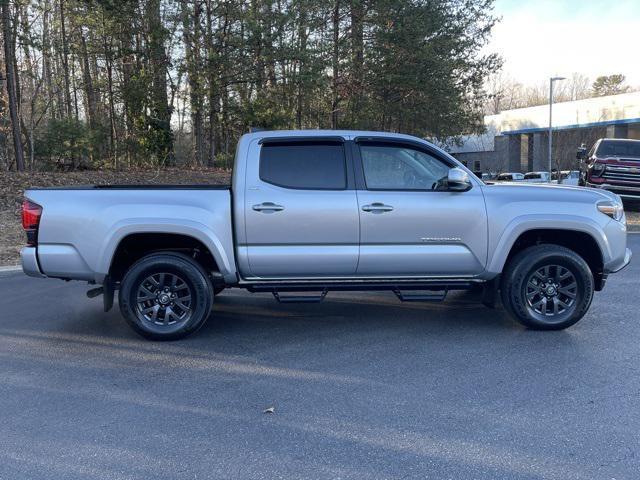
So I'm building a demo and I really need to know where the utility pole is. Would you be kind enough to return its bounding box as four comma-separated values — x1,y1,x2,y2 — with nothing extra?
548,76,566,182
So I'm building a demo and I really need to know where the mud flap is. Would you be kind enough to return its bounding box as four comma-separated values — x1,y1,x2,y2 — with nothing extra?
482,278,499,309
103,276,114,312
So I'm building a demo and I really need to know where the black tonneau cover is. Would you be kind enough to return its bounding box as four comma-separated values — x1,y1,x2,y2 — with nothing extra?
27,184,230,190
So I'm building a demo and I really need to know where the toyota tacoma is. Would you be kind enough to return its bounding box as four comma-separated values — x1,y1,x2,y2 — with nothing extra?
21,130,631,340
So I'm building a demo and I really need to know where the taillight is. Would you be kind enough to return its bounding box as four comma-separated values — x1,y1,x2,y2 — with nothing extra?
22,199,42,246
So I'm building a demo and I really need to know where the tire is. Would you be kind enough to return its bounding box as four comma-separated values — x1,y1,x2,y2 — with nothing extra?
119,252,213,340
500,245,594,330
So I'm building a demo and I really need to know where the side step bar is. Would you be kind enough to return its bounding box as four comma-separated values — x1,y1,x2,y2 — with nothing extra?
273,289,328,303
247,280,475,303
247,280,474,293
393,289,447,302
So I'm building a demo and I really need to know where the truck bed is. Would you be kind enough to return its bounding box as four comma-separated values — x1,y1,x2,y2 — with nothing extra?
24,186,236,283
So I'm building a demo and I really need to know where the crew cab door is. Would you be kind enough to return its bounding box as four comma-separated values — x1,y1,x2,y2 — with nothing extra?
243,138,359,278
353,139,488,276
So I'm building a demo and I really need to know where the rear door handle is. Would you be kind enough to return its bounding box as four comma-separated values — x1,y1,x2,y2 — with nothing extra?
252,202,285,212
362,202,394,213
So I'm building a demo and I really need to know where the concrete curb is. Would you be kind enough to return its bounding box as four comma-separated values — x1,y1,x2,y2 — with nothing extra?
0,265,22,278
0,265,21,271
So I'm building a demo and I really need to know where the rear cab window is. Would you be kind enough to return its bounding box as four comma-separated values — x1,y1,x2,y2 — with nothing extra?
259,141,347,190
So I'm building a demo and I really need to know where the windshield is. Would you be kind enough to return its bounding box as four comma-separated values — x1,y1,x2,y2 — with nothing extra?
596,140,640,158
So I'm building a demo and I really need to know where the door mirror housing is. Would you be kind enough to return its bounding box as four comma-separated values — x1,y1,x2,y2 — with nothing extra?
448,167,472,192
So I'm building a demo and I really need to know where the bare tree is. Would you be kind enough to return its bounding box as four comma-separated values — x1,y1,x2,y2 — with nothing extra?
565,73,591,101
484,73,524,114
331,0,340,129
486,72,599,114
2,0,25,171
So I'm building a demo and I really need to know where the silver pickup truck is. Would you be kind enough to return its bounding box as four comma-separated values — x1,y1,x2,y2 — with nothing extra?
21,130,631,340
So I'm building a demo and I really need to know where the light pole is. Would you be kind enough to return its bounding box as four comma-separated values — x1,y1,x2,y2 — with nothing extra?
548,76,566,183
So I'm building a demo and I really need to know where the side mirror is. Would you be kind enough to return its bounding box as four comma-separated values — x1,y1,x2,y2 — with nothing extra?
448,167,472,192
576,147,587,160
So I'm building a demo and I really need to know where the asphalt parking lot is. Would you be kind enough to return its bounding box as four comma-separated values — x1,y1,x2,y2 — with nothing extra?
0,235,638,480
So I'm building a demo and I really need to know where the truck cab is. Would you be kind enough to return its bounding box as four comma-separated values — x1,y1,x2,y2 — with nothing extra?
234,132,485,279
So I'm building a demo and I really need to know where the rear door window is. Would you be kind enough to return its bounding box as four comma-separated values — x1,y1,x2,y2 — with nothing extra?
259,142,347,190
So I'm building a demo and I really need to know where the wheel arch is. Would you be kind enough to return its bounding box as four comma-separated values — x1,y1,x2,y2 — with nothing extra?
101,223,236,284
488,217,608,289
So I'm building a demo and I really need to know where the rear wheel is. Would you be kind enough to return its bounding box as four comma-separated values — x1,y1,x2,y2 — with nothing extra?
119,252,213,340
501,245,594,330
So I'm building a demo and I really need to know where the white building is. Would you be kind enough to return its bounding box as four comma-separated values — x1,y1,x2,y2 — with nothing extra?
451,91,640,173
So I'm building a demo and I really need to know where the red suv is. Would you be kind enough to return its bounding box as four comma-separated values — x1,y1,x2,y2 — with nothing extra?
578,138,640,200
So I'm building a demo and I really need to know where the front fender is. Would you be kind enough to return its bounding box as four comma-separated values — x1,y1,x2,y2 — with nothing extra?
486,214,611,275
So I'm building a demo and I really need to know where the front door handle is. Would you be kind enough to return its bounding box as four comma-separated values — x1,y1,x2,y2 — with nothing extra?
252,202,285,212
362,202,394,213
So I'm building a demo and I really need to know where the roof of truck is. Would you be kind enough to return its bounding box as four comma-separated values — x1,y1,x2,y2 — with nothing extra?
241,129,429,143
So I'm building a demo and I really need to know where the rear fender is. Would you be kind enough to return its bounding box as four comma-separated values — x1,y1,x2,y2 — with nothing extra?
96,219,237,283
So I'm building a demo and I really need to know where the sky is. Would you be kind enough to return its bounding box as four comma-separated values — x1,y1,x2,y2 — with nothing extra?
488,0,640,88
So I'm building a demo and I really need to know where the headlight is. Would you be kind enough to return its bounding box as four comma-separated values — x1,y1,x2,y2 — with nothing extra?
597,201,624,222
590,162,605,176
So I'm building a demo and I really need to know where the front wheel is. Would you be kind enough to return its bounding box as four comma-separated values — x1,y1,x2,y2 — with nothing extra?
119,252,213,340
501,245,594,330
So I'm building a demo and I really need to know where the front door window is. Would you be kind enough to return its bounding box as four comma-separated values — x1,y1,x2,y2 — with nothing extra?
360,144,450,190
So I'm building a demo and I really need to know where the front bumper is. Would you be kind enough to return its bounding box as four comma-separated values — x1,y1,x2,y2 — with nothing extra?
609,247,632,273
20,247,45,278
586,182,640,199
